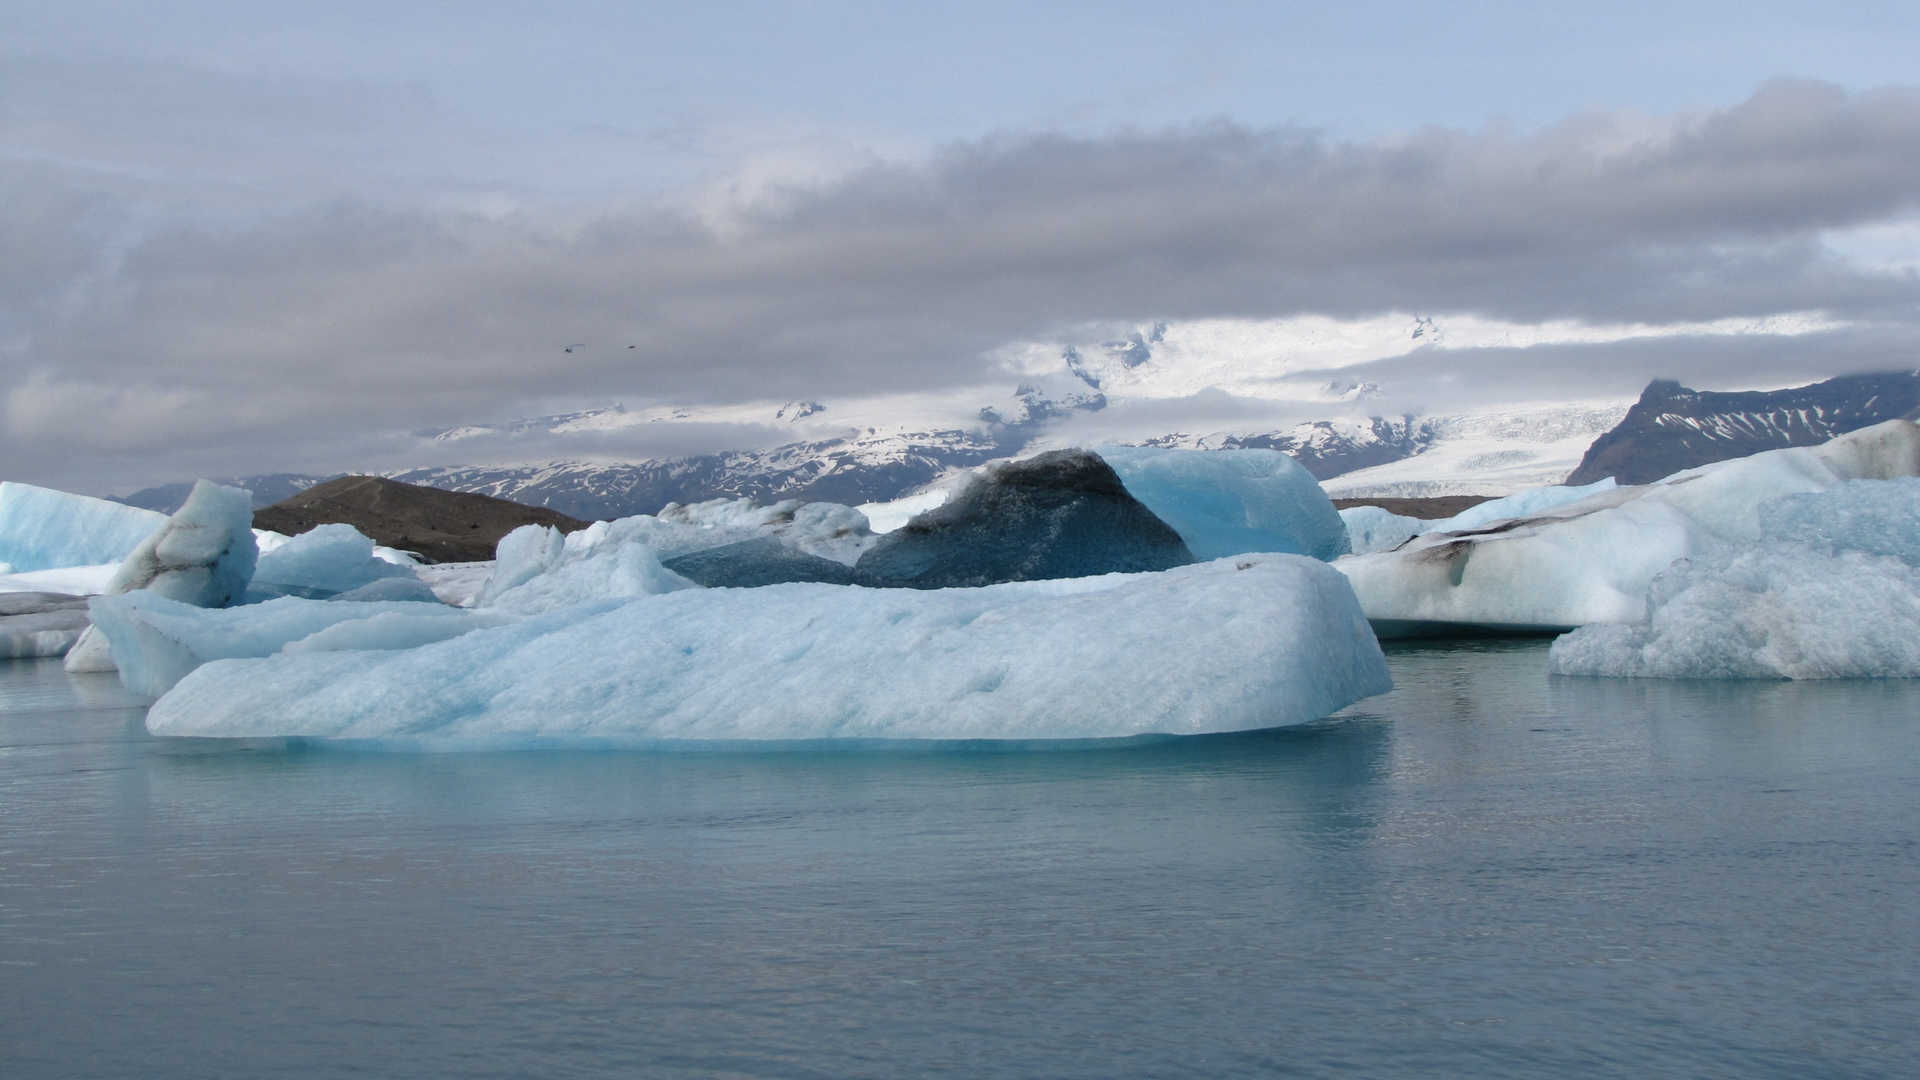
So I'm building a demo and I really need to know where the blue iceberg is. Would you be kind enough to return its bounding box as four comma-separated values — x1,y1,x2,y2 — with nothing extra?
146,554,1392,744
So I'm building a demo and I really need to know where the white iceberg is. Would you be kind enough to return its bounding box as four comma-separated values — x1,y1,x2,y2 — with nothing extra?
1337,420,1920,636
0,593,92,659
478,522,699,614
146,554,1391,744
64,480,260,672
1337,478,1620,557
1097,446,1350,561
1338,506,1425,556
89,590,509,697
1547,546,1920,679
102,480,258,606
1549,476,1920,679
249,523,426,600
0,482,167,573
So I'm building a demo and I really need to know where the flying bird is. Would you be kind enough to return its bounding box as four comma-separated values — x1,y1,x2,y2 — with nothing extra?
563,343,587,353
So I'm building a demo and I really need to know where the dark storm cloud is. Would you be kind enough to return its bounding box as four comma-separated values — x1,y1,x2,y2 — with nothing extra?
5,72,1920,490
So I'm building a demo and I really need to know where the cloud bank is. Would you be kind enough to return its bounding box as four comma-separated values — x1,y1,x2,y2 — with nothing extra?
4,68,1919,491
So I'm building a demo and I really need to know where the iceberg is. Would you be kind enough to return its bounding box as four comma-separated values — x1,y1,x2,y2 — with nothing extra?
1549,476,1920,679
1337,478,1620,558
1548,546,1920,679
852,450,1193,588
0,592,92,659
659,537,857,587
64,480,260,672
103,480,258,607
1097,446,1350,561
0,482,167,573
248,523,426,600
1338,506,1425,556
1338,420,1920,636
145,554,1392,744
478,522,698,614
88,590,509,697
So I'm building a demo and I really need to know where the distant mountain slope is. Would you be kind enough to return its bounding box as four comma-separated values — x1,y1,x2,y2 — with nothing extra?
119,473,337,512
253,476,589,563
1565,371,1920,486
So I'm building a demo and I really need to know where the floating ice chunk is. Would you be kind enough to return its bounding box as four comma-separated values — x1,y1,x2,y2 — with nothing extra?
853,450,1193,588
249,523,423,599
1432,477,1618,533
1098,446,1350,561
105,480,258,607
146,554,1392,744
480,524,696,615
0,482,167,573
1338,506,1425,555
1338,420,1920,636
0,593,92,659
0,563,120,597
656,498,877,565
1548,546,1920,679
88,591,508,697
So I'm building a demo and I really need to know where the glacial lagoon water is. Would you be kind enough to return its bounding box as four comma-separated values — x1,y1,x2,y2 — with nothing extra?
3,642,1916,1079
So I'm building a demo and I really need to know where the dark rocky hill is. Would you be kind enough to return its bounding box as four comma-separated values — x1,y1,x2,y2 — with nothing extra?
1566,371,1920,486
253,476,590,563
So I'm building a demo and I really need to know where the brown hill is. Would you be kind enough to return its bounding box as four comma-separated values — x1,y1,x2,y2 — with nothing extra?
253,475,591,563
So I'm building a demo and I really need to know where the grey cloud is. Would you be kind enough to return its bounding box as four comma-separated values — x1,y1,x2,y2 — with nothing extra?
6,75,1920,491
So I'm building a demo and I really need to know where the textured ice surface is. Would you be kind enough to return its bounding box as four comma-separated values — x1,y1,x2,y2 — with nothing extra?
105,480,258,607
0,593,92,659
1549,477,1920,678
1759,477,1920,565
1097,446,1349,561
1339,421,1920,635
89,591,507,697
0,563,119,597
656,498,876,565
0,482,166,573
479,523,697,614
1339,479,1620,558
1548,547,1920,679
853,450,1193,588
1433,478,1618,533
146,555,1391,744
1338,506,1425,556
659,537,856,587
250,523,425,600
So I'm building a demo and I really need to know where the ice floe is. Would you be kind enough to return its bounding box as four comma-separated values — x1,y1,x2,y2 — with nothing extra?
146,554,1391,744
1549,476,1920,679
1338,420,1920,636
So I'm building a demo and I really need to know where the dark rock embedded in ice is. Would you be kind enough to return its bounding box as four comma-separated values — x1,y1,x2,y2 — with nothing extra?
852,450,1194,589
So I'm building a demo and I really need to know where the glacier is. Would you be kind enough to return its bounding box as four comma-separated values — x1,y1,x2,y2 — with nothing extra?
0,482,167,574
1548,477,1920,679
1337,420,1920,636
145,554,1392,744
1096,446,1349,561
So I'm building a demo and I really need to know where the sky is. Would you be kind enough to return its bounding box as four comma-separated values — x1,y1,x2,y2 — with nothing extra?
5,1,1920,493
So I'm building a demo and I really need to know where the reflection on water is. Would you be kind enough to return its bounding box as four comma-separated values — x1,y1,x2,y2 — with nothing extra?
2,648,1916,1079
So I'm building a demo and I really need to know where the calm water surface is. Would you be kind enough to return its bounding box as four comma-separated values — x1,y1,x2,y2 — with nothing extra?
2,642,1915,1078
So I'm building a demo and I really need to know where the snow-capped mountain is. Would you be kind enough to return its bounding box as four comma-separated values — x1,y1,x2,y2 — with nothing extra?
112,312,1865,520
1565,371,1920,485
